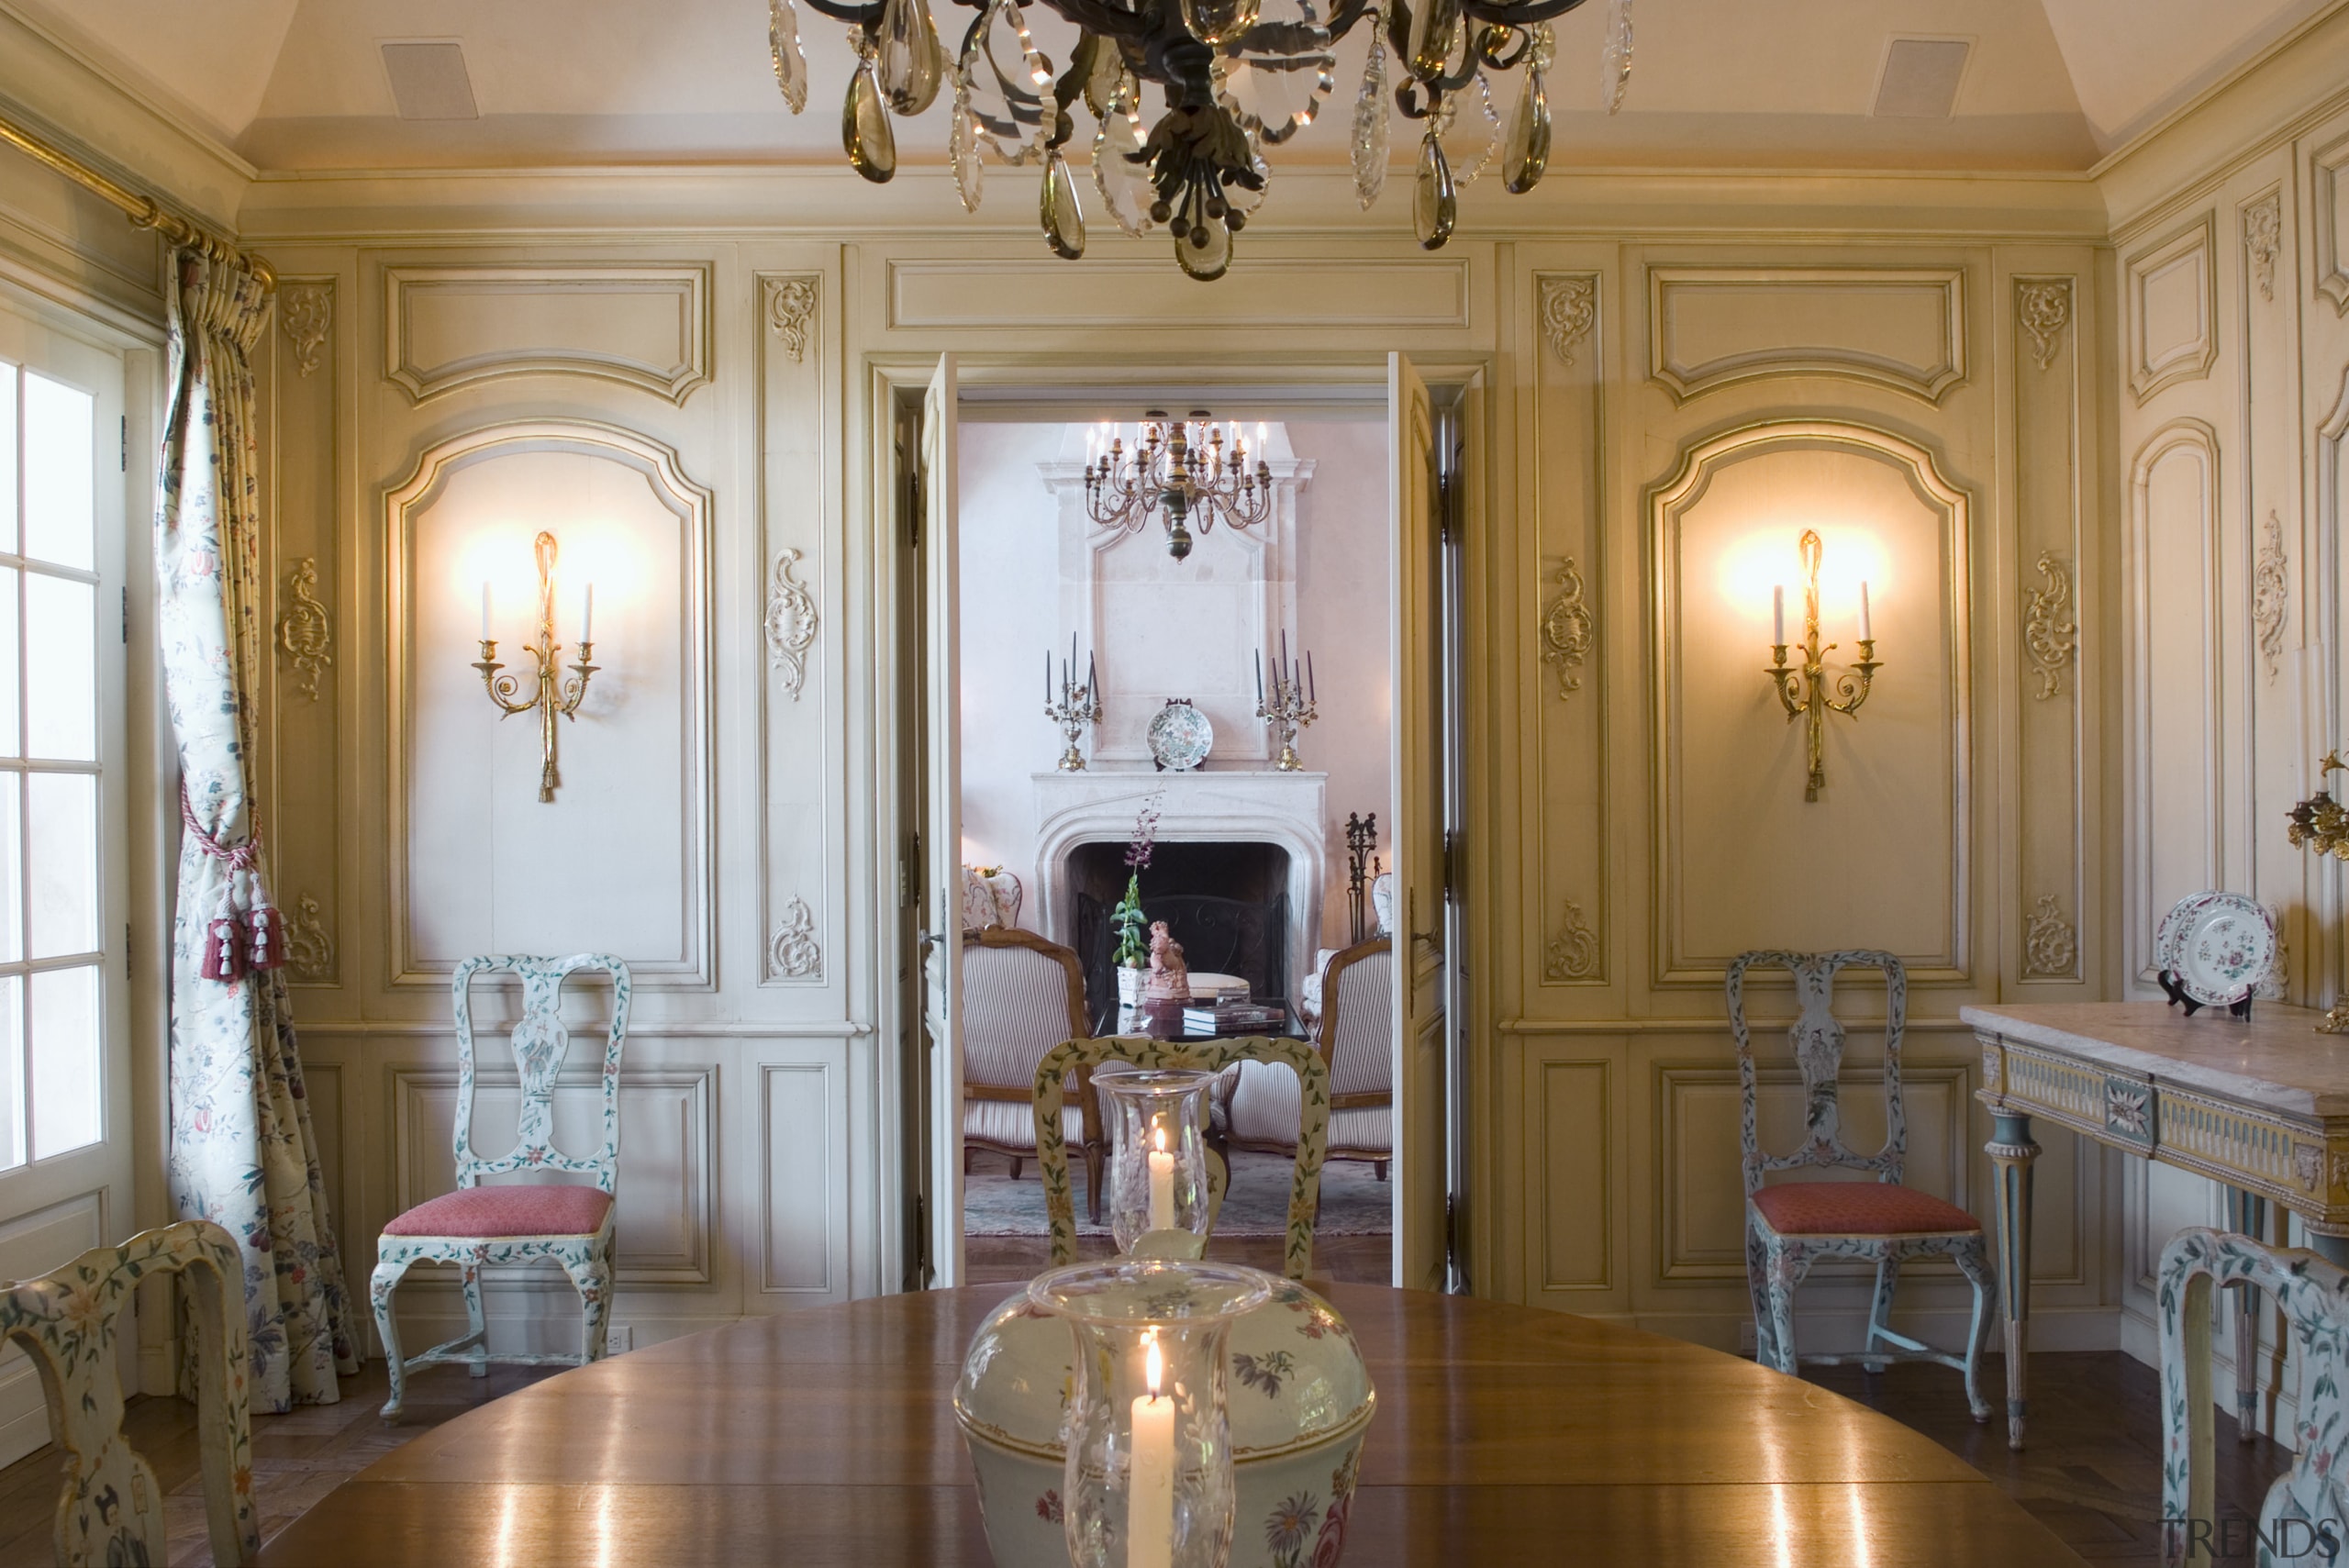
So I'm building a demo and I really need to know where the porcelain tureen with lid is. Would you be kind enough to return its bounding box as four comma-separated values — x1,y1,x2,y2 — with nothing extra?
954,1276,1375,1567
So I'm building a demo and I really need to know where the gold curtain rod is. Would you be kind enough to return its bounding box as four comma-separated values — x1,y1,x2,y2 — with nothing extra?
0,111,273,293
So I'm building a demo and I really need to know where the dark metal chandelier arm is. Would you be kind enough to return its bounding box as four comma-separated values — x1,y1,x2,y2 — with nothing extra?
1460,0,1590,23
1038,0,1163,44
798,0,883,25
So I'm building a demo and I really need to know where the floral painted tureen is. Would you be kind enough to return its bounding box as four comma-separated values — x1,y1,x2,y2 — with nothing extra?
954,1276,1375,1567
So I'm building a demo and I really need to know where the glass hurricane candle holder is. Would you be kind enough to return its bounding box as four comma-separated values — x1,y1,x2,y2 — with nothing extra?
1030,1259,1275,1568
1092,1064,1218,1253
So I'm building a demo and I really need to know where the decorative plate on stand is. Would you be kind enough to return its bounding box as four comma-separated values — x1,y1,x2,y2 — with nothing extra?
2155,891,2277,1009
1147,698,1213,772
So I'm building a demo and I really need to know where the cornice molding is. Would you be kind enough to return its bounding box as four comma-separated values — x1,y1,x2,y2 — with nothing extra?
0,5,253,230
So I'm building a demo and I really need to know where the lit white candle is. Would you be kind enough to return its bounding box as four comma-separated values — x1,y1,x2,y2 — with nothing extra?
581,584,594,643
1147,1124,1175,1231
480,582,491,641
1129,1335,1175,1568
1771,584,1785,646
1857,580,1872,640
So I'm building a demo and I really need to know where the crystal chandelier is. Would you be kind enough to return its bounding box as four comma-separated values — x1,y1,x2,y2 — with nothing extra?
767,0,1633,279
1085,412,1273,557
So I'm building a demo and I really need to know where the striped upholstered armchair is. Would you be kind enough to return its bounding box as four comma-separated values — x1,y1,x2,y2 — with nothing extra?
961,927,1103,1215
1226,938,1393,1178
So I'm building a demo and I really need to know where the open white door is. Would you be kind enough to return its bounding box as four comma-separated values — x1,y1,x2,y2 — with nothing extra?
1388,354,1449,1291
918,354,964,1287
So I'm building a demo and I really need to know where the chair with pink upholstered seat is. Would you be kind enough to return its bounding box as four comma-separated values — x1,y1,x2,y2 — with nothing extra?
371,953,632,1418
1730,949,1994,1421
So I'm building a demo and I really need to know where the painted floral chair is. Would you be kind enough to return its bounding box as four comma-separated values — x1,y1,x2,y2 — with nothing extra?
1032,1033,1331,1280
372,953,632,1418
1,1219,259,1567
1228,938,1392,1179
1729,949,1995,1420
2160,1228,2349,1568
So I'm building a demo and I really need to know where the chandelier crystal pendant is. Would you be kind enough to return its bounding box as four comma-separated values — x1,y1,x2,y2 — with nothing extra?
778,0,1629,278
1085,411,1273,559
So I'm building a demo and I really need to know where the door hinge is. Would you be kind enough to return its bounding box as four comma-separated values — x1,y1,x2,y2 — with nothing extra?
119,416,127,473
121,586,129,644
901,830,921,908
907,1194,932,1291
124,922,132,981
1444,1191,1463,1289
1441,828,1460,905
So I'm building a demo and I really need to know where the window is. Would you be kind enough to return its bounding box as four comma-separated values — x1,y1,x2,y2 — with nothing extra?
0,357,106,1166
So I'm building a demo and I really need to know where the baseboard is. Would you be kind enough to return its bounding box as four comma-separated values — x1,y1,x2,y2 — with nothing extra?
0,1355,50,1470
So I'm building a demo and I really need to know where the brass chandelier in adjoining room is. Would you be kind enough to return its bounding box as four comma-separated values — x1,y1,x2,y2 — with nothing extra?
765,0,1633,278
1084,411,1273,557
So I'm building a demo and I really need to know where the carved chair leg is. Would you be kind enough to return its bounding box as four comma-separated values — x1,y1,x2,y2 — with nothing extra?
963,1146,974,1176
371,1254,416,1418
1375,1160,1388,1181
461,1263,489,1378
1952,1240,1997,1424
1765,1240,1810,1377
1863,1255,1901,1373
1744,1218,1776,1368
565,1244,613,1364
1010,1157,1022,1181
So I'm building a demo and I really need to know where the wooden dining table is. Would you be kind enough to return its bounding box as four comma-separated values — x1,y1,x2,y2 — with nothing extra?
261,1282,2084,1565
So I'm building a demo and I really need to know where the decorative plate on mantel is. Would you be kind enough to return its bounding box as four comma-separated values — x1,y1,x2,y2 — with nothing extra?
1147,698,1213,772
2155,891,2277,1007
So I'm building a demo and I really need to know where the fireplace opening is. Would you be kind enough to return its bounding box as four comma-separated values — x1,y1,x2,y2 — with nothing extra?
1067,840,1292,1029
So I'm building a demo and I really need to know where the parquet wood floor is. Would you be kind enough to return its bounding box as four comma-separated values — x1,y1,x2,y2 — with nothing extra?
0,1332,2284,1565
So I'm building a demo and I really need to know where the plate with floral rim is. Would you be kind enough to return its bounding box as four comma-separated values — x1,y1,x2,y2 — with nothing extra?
2158,892,2276,1007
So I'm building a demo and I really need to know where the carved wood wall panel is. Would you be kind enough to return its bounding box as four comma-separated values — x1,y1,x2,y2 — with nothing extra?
2126,216,2219,402
383,263,713,404
1646,266,1967,403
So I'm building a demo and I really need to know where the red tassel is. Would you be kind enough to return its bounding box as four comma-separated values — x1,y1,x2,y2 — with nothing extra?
246,906,284,972
202,917,247,982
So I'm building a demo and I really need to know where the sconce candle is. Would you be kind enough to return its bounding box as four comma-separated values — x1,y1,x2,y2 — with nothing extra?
472,530,600,804
1764,529,1882,803
581,583,593,643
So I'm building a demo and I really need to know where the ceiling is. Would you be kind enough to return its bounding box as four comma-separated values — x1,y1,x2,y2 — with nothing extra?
12,0,2343,174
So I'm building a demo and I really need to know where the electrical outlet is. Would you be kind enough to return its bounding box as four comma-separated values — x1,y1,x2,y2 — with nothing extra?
607,1323,634,1353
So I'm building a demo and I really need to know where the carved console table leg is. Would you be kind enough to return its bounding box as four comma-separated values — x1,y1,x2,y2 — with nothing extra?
2228,1186,2266,1442
1987,1110,2039,1451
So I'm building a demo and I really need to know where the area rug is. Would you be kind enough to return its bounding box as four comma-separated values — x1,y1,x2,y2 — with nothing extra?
963,1150,1393,1238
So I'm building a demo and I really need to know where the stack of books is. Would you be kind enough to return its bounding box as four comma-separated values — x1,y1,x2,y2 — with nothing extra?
1181,1000,1287,1036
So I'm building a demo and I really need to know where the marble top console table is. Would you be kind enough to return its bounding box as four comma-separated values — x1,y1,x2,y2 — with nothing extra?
1964,1000,2349,1451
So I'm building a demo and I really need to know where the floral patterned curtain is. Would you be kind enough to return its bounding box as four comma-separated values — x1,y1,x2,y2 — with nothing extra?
156,248,358,1410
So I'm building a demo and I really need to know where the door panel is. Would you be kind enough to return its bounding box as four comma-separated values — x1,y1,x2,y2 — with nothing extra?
918,355,963,1287
1390,354,1447,1290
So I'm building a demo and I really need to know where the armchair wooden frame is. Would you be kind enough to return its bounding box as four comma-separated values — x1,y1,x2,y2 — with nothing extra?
960,927,1104,1207
1230,937,1393,1177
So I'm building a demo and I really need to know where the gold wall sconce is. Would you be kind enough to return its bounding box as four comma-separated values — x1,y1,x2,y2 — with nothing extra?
1765,528,1880,803
473,530,598,803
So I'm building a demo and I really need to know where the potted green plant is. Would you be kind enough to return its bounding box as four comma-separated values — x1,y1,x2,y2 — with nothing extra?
1112,795,1162,1007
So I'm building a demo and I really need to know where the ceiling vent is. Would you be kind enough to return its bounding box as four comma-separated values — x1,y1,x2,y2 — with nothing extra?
381,41,479,121
1873,38,1969,118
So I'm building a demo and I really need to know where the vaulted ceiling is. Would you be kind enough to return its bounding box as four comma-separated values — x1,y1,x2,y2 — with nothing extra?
12,0,2343,174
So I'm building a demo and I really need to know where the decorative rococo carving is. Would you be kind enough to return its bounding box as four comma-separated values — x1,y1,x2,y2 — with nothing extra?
280,284,332,377
1540,274,1598,368
765,547,818,701
1538,556,1594,700
2017,279,2074,371
1979,1041,2002,1095
1544,898,1599,982
284,894,333,983
2023,551,2077,701
767,276,820,364
2298,1143,2325,1193
2330,1151,2349,1194
2254,509,2288,684
2106,1080,2151,1140
275,556,332,703
2243,195,2283,304
2023,894,2076,980
769,895,821,980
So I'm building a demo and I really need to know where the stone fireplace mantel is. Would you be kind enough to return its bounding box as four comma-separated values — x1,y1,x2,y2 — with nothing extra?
1032,768,1328,995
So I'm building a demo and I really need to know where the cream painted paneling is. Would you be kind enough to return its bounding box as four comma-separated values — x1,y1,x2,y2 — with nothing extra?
2319,128,2349,317
1648,267,1966,404
1653,426,1967,980
2127,215,2219,401
394,428,707,981
384,263,712,404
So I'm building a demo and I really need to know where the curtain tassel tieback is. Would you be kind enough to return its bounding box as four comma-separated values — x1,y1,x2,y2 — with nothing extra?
181,778,283,982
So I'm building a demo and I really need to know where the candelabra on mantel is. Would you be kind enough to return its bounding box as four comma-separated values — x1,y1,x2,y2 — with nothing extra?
1255,633,1317,773
1765,528,1880,804
473,530,597,804
1044,637,1101,773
